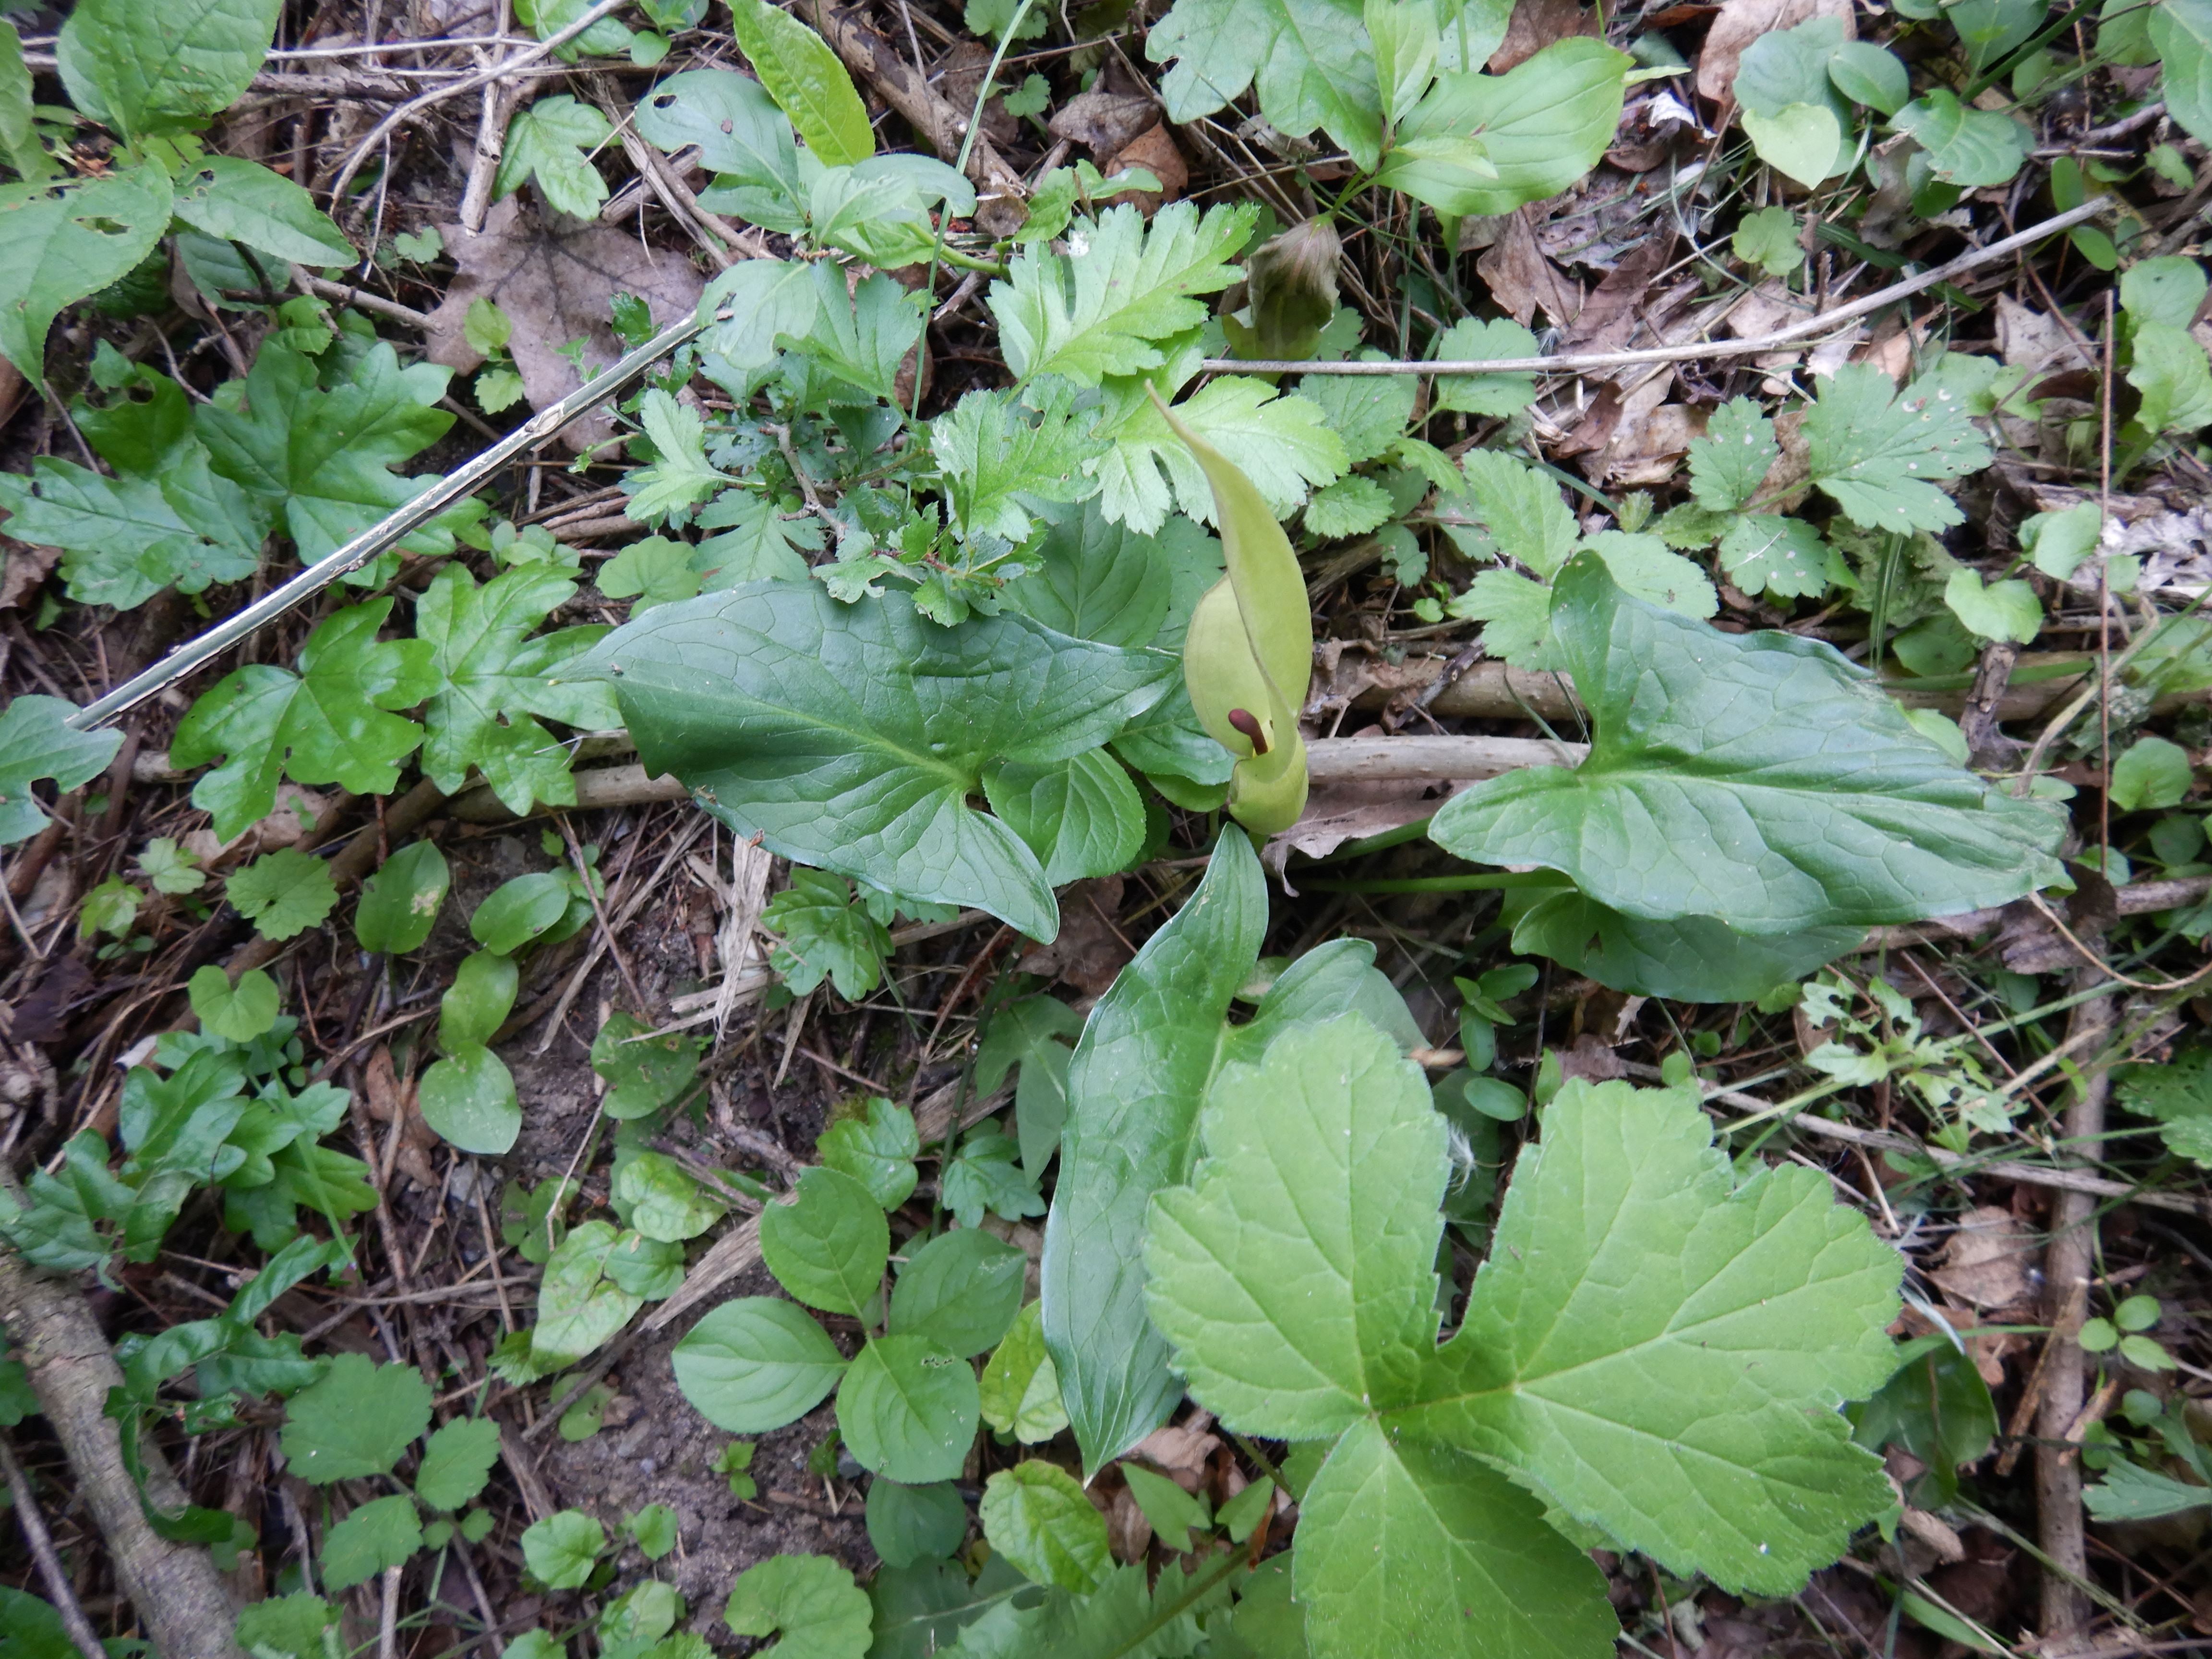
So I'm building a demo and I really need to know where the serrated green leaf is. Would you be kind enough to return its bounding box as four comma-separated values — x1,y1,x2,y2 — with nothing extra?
173,600,434,842
496,96,613,217
1145,1016,1446,1439
932,383,1105,542
625,389,726,524
1431,317,1540,415
416,1418,501,1511
991,203,1258,385
0,697,120,848
1430,553,2066,931
320,1494,422,1591
0,167,171,384
172,157,353,265
1298,1422,1619,1659
1894,89,2030,186
1146,0,1382,167
1091,374,1346,533
416,563,617,817
1689,397,1779,512
762,1168,890,1316
1719,514,1828,599
55,0,280,134
941,1127,1045,1230
521,1510,606,1589
1446,567,1552,664
579,585,1171,940
765,869,893,999
0,22,55,182
673,1297,849,1432
226,847,338,942
2151,0,2212,143
1803,362,1992,532
725,0,873,166
1400,1078,1901,1592
695,490,820,585
1299,368,1419,465
1584,529,1717,618
235,1592,338,1659
1378,40,1630,215
891,1230,1027,1358
2129,321,2212,433
979,1462,1112,1591
1732,205,1803,277
793,267,925,402
2115,1050,2212,1166
1443,449,1578,575
838,1334,980,1484
280,1352,433,1484
725,1554,873,1659
1302,475,1395,538
979,1302,1069,1442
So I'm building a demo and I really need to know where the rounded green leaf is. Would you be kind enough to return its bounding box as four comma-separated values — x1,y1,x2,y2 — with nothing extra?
889,1230,1027,1359
1376,40,1630,217
613,1150,723,1242
590,1010,703,1119
415,1417,501,1512
817,1095,921,1209
1739,101,1842,190
355,841,451,954
441,950,520,1049
760,1168,890,1316
865,1479,969,1568
534,1220,645,1361
724,1554,872,1659
520,1509,606,1590
418,1042,521,1155
672,1297,847,1433
1894,89,2030,186
980,1302,1070,1443
2111,736,2194,813
836,1334,980,1484
1826,40,1910,114
2115,1293,2162,1332
189,964,280,1043
470,871,570,954
979,1461,1112,1592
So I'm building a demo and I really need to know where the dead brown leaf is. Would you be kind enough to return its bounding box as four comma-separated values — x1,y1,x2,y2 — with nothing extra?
1488,0,1601,72
1477,209,1581,329
1016,875,1131,996
1129,1416,1221,1493
1104,123,1189,211
423,197,704,453
936,42,1021,150
1695,0,1853,104
1560,231,1677,354
1557,1034,1627,1083
1049,88,1158,158
1106,1483,1153,1563
1996,292,2095,378
0,535,58,610
1268,780,1461,865
1930,1204,2036,1311
364,1046,439,1190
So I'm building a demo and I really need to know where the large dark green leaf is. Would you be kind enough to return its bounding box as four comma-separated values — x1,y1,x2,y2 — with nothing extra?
1506,888,1863,1003
1430,554,2065,934
1039,833,1420,1471
575,583,1171,940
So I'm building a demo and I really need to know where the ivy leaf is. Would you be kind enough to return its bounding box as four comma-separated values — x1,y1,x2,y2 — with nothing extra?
415,564,618,816
578,584,1171,940
672,1298,850,1433
1145,0,1382,168
1402,1077,1902,1593
1377,41,1631,216
1091,374,1346,534
0,167,171,380
1298,1423,1618,1659
172,600,436,842
819,1096,922,1209
415,1418,502,1511
765,870,894,999
724,0,874,167
990,203,1258,386
1893,89,2031,186
724,1555,873,1659
521,1510,607,1590
226,847,339,941
320,1494,423,1592
940,1127,1045,1230
279,1353,433,1484
932,383,1105,543
1144,1016,1448,1440
1688,397,1779,512
979,1462,1113,1592
1803,364,1993,533
195,338,472,564
1429,555,2066,933
496,96,613,217
0,362,269,610
625,391,726,524
0,696,120,848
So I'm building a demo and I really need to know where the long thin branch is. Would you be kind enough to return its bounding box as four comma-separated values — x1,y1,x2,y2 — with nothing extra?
0,1434,109,1659
1206,198,2112,377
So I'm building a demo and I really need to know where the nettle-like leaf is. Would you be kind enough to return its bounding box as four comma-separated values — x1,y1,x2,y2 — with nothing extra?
1143,1016,1902,1659
1042,831,1424,1470
0,167,171,382
415,564,619,816
0,696,120,848
2116,1051,2212,1167
1091,371,1346,534
990,202,1257,386
0,360,269,610
55,0,281,137
931,382,1105,543
1803,362,1992,532
1377,40,1631,216
576,583,1171,940
1430,555,2065,934
172,600,436,842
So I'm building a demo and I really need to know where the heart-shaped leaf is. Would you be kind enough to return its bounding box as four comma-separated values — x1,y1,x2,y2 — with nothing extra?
1739,101,1842,189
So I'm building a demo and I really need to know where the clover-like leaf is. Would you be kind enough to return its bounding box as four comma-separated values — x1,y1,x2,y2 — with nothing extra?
577,583,1171,940
1429,554,2065,934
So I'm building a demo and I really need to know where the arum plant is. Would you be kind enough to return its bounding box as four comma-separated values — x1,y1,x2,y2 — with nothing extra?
1155,391,1312,835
